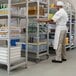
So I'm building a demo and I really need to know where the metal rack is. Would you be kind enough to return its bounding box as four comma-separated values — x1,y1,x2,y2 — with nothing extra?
65,2,76,49
0,0,28,75
27,0,49,63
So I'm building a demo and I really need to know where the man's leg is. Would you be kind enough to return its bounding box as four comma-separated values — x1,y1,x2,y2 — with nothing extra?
62,31,67,60
55,43,62,61
62,44,67,60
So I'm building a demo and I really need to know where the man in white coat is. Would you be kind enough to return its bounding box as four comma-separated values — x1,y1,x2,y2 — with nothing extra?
37,1,68,63
52,1,68,63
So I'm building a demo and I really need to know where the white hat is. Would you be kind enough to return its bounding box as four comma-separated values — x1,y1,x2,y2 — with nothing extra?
57,1,64,6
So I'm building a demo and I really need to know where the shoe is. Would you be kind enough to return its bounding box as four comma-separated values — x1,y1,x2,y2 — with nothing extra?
52,60,62,63
62,59,67,61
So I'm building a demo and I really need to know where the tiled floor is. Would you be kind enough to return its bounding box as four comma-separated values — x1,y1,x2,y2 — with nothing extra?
0,49,76,76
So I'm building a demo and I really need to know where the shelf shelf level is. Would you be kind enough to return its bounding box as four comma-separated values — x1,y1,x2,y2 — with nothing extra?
28,42,48,45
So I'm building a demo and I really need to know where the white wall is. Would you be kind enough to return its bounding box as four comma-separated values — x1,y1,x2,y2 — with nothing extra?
70,0,76,10
59,0,76,10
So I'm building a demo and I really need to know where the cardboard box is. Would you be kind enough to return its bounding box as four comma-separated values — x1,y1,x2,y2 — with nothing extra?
28,6,44,15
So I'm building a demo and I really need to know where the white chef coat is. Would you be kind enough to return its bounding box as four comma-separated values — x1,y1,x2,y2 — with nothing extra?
52,8,68,50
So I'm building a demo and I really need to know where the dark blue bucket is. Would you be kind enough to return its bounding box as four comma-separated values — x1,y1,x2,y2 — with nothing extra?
10,39,20,46
22,44,26,50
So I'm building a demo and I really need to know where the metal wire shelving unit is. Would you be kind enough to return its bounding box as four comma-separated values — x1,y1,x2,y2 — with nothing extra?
0,0,28,75
27,0,49,63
